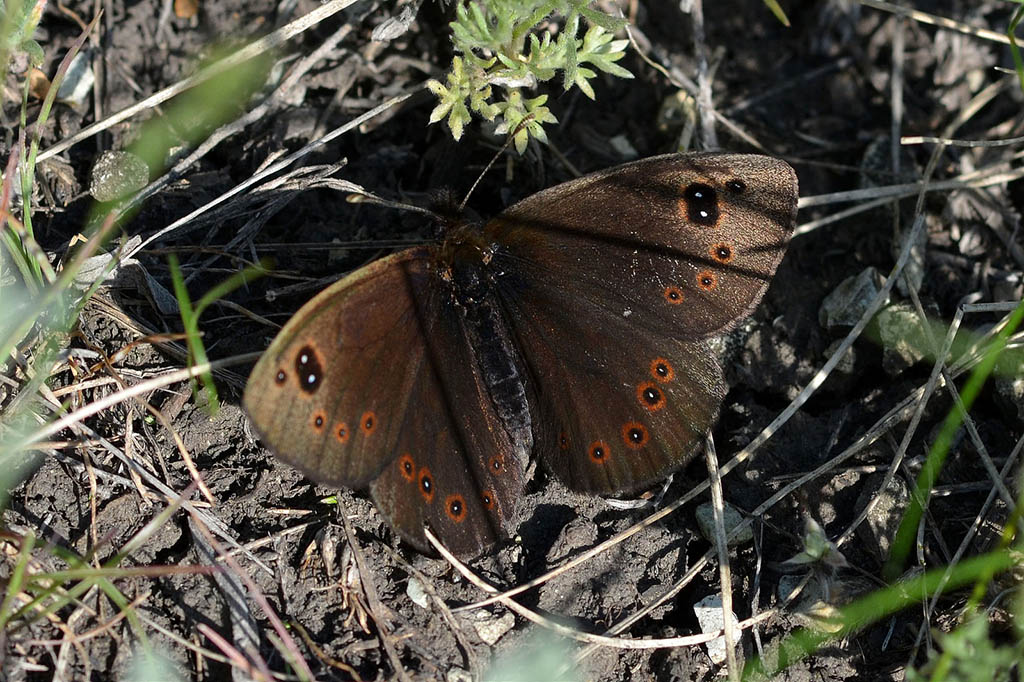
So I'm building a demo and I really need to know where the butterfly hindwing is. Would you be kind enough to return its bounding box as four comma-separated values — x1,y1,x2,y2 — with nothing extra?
495,275,726,493
369,272,527,555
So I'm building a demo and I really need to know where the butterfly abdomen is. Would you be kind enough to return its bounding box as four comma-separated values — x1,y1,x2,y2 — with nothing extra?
448,256,533,465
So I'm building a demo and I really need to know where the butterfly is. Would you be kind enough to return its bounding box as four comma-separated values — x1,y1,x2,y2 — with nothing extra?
243,152,798,557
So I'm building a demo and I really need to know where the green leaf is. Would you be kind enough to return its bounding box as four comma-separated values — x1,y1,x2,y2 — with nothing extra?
578,25,633,79
573,66,596,99
428,98,453,125
20,38,43,67
560,12,581,91
578,6,628,33
449,100,471,140
426,78,449,98
761,0,791,27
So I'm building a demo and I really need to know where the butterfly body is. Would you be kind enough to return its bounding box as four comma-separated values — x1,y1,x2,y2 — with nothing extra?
244,152,798,557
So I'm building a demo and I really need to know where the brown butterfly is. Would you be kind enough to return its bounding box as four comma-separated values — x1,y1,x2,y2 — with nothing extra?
243,153,798,557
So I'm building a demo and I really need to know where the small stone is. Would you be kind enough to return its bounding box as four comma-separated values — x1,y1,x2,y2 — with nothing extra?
819,267,887,331
446,668,472,682
89,151,150,202
405,577,430,609
695,502,753,547
825,339,857,375
854,473,910,562
821,339,858,394
56,49,95,107
471,611,515,646
73,235,141,290
876,303,929,375
609,135,638,160
693,594,739,665
777,574,809,604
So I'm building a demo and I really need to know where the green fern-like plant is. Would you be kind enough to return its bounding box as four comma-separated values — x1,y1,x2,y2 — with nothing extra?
427,0,632,153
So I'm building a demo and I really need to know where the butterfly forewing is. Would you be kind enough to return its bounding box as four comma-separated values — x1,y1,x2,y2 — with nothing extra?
244,250,431,487
244,248,524,556
487,153,797,493
486,153,797,341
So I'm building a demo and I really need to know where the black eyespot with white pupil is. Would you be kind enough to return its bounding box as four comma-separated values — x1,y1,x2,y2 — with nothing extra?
726,179,746,193
295,345,323,395
644,387,660,403
682,182,719,227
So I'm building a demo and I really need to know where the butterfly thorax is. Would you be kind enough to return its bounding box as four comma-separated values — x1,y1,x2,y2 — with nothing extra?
436,222,493,275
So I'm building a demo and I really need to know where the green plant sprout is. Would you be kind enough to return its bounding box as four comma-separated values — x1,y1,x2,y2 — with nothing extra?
168,255,270,413
426,0,632,153
906,616,1024,682
0,0,47,85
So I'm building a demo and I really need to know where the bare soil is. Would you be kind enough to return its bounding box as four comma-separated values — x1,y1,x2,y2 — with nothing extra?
3,1,1023,681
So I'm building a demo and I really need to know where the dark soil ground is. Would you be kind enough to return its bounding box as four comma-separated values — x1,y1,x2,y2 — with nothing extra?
3,0,1024,680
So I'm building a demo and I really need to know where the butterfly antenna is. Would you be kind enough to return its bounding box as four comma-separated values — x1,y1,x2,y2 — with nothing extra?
458,114,536,214
346,188,442,221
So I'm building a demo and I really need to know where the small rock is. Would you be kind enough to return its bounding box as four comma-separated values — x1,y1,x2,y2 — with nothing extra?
72,235,142,289
695,502,752,547
876,303,929,375
854,473,910,562
546,515,598,563
693,594,739,665
90,150,150,202
819,267,887,331
56,49,95,107
609,134,638,160
446,668,472,682
471,611,515,646
405,577,430,609
777,574,813,605
821,339,858,394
